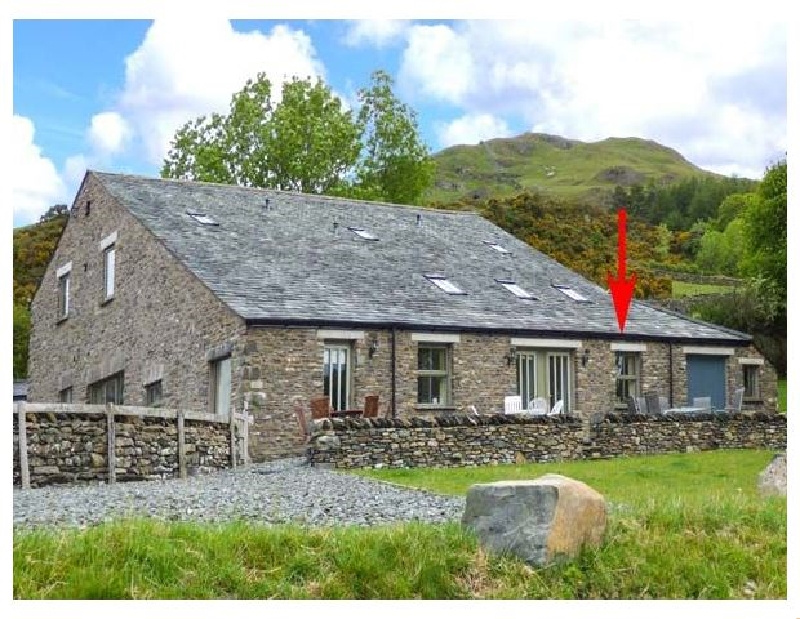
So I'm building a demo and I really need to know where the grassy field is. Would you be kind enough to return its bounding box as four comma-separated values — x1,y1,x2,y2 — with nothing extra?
14,450,785,600
778,379,786,412
671,280,735,298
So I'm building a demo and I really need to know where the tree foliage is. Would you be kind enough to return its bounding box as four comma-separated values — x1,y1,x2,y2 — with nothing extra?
741,160,786,298
12,212,68,378
162,70,434,204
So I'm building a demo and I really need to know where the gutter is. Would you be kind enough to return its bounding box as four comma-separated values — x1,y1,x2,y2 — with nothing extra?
243,317,751,347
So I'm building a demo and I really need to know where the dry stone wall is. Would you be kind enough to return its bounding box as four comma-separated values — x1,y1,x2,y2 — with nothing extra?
13,412,230,488
309,412,786,469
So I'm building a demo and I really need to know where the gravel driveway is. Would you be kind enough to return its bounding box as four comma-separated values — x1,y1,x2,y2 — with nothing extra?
13,459,465,530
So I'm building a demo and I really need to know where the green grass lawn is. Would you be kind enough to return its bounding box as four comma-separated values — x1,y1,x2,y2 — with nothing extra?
671,280,735,298
778,379,786,412
14,450,785,600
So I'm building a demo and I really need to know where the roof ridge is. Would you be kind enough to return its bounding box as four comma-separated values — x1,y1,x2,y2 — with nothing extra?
89,170,479,216
636,299,751,340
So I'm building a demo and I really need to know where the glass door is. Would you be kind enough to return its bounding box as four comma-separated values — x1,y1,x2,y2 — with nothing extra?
516,351,537,410
323,345,350,411
547,352,571,413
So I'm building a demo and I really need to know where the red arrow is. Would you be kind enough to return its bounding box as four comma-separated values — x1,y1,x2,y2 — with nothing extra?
607,209,636,331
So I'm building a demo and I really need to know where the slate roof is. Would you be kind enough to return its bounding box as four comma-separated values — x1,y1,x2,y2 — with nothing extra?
93,172,749,343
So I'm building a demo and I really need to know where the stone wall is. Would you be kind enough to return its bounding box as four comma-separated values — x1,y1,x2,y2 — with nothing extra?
28,172,246,413
13,411,230,488
309,412,786,469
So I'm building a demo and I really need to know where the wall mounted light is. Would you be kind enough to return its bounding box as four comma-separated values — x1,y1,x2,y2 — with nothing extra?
368,336,379,359
505,346,517,367
581,349,590,367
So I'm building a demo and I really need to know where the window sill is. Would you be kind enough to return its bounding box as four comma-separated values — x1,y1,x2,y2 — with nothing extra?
100,296,115,307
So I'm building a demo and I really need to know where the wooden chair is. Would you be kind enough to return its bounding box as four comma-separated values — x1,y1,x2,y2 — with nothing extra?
310,396,332,419
364,395,379,418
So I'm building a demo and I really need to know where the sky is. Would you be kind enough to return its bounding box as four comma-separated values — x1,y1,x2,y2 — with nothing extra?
10,16,787,226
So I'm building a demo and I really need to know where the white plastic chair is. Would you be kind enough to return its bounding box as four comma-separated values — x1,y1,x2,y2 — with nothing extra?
530,396,548,416
548,400,564,416
504,395,523,415
717,387,745,414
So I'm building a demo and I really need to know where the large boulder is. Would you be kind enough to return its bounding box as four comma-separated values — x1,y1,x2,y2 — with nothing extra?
757,453,786,496
461,474,606,567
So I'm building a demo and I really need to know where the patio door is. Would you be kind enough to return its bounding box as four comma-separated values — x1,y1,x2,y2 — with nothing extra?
686,355,726,410
516,352,537,409
323,345,350,411
547,352,571,413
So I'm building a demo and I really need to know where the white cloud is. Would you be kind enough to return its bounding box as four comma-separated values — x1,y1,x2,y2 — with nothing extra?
88,111,130,155
400,19,786,178
343,20,411,47
12,115,69,224
437,113,511,148
118,19,326,165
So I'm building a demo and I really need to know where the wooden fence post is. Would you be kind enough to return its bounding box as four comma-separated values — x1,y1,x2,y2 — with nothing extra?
16,401,30,490
106,403,116,485
177,410,186,479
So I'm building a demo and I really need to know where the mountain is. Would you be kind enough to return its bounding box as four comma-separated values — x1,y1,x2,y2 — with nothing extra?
428,132,718,206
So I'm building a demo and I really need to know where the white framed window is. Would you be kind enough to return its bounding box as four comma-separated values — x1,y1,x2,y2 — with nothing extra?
323,344,351,411
554,284,589,302
210,357,231,416
88,372,124,405
103,245,116,300
145,380,164,407
58,272,70,319
188,212,218,226
483,240,510,254
59,387,73,403
347,226,378,241
425,274,465,295
743,365,760,400
499,281,535,299
615,351,640,406
417,345,451,405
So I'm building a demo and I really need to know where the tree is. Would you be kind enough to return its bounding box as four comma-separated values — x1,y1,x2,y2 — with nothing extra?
696,217,745,276
162,70,434,204
353,70,435,204
741,159,786,297
13,304,30,379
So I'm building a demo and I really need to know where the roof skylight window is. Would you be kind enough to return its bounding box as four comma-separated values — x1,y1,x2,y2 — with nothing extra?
425,274,466,295
498,280,535,299
347,226,378,241
553,285,589,302
484,240,510,254
187,212,218,226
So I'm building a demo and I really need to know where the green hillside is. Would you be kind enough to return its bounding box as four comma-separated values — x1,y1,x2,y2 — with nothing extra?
428,132,718,205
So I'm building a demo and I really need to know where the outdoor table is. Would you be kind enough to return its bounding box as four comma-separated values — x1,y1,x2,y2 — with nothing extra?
664,406,707,417
330,409,364,419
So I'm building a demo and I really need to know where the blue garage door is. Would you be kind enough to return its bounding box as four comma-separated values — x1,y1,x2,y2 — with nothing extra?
686,355,727,410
